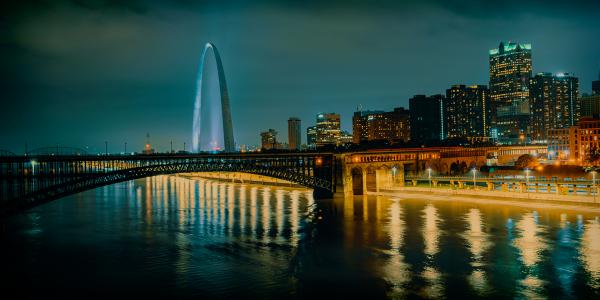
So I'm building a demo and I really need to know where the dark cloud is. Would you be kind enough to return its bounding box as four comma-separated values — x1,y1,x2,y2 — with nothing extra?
1,0,599,152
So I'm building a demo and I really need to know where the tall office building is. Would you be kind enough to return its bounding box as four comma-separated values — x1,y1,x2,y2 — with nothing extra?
352,107,410,144
287,117,301,150
315,113,341,146
529,72,580,140
445,85,491,139
495,99,530,144
409,94,445,144
306,126,317,148
489,42,532,138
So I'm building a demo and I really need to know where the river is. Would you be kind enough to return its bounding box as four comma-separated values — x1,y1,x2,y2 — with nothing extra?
1,175,599,299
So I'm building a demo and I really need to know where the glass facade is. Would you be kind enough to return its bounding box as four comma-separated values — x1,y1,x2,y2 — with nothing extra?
529,72,580,141
489,41,532,141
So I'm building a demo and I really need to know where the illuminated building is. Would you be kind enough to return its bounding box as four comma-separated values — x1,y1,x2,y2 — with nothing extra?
352,107,410,144
547,127,578,161
287,117,301,151
489,42,532,138
445,84,491,139
547,118,600,162
315,113,341,146
306,126,317,148
409,94,445,144
260,129,278,150
339,131,353,144
495,99,530,144
529,72,580,141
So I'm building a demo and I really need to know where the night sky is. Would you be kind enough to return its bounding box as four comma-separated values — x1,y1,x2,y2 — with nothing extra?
1,0,599,153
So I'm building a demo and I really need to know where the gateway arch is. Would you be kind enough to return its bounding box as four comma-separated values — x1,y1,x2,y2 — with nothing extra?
192,42,235,152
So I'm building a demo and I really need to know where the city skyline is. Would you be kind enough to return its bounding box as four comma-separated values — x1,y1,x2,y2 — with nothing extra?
1,0,600,152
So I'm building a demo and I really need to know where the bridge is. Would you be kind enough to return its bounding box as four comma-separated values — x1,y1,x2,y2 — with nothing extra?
0,145,548,217
0,153,336,217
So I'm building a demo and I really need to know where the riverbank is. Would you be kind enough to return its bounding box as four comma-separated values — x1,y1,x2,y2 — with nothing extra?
371,186,600,213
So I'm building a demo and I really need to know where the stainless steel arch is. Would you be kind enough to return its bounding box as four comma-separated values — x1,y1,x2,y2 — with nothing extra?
192,42,235,152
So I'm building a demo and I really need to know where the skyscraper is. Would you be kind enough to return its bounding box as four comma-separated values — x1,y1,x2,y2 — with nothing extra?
529,72,580,140
409,94,445,144
287,117,301,150
489,42,532,138
306,126,317,148
315,113,341,147
352,107,410,144
445,85,491,139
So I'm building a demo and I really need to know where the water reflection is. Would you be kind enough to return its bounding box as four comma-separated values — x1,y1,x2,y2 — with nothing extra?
513,211,548,298
421,204,443,298
3,176,600,298
462,208,490,294
582,217,600,287
382,199,409,297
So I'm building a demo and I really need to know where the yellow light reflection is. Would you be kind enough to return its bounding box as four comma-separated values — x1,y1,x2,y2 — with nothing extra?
422,204,440,257
290,190,300,246
275,189,285,239
383,199,409,298
582,217,600,287
513,211,548,297
262,187,271,242
463,208,490,294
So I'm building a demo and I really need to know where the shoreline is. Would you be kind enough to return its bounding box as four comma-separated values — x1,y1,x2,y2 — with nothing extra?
370,187,600,213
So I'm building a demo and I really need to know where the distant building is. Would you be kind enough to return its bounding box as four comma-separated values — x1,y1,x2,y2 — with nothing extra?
306,126,317,148
339,131,353,144
142,133,155,154
593,72,600,95
547,127,578,161
581,94,600,118
352,107,410,144
315,113,341,146
489,42,532,138
260,129,278,150
287,117,301,151
529,72,580,141
547,117,600,162
409,94,445,144
495,99,530,144
445,85,491,139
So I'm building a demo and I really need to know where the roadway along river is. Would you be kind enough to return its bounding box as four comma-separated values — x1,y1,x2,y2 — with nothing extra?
2,175,600,298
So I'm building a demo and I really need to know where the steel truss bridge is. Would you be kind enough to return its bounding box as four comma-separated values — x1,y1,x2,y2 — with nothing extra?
0,153,336,217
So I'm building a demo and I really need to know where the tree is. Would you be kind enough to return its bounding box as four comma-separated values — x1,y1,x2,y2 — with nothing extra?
586,144,600,166
515,154,539,169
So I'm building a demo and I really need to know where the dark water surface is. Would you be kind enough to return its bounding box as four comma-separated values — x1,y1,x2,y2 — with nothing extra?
2,175,600,299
